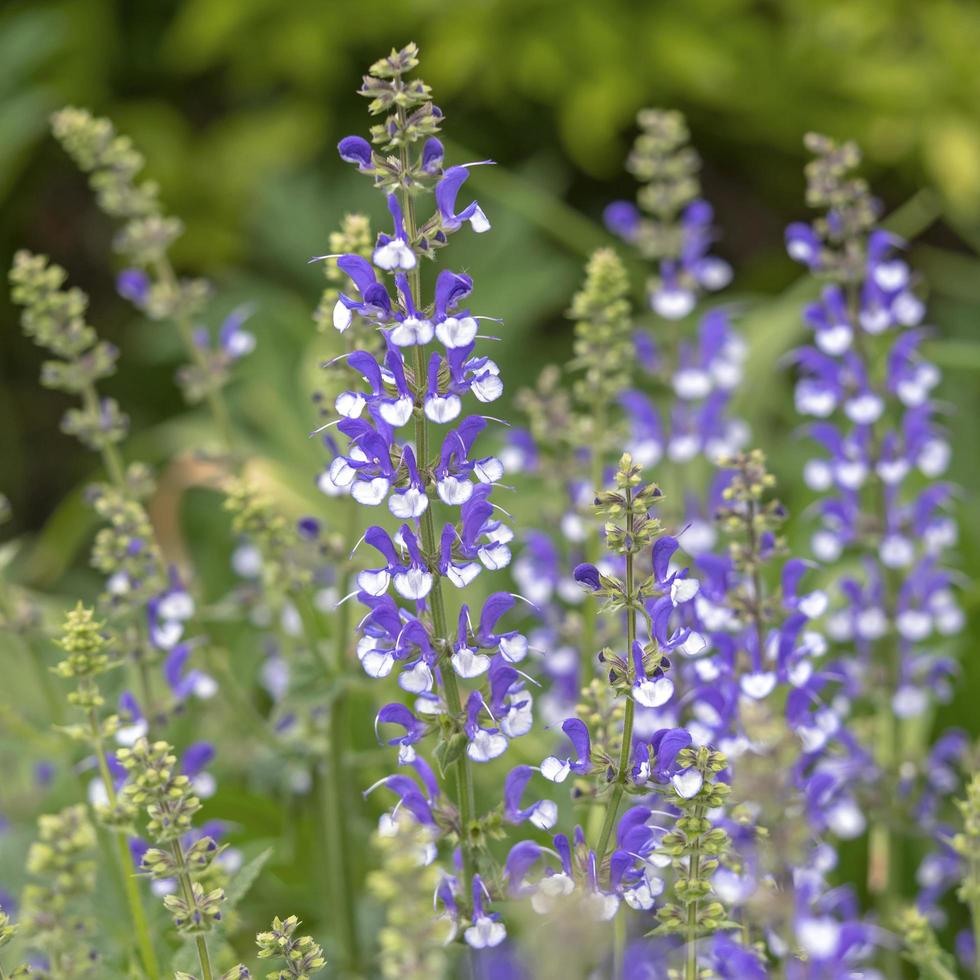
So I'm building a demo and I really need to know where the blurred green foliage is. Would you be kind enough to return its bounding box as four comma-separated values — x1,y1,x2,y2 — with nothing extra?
1,0,980,971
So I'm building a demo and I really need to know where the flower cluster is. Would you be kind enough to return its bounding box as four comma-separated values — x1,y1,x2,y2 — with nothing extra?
20,805,98,978
51,107,248,448
787,133,963,911
604,109,745,489
255,916,326,980
322,45,528,945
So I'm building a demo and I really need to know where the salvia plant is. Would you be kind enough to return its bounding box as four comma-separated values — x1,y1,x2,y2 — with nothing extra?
0,39,973,980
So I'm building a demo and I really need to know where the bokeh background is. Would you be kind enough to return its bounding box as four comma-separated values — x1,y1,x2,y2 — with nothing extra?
1,0,979,965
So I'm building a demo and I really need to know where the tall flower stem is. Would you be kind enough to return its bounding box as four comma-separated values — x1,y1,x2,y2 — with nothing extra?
83,689,160,980
685,804,705,980
594,483,636,864
300,533,363,977
396,129,479,899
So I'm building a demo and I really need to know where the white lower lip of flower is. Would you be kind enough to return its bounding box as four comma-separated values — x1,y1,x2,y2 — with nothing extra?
529,799,557,830
193,673,219,699
856,607,888,640
447,562,481,588
816,324,852,355
463,916,506,949
540,756,571,783
624,881,656,911
152,620,183,650
652,287,696,320
357,569,391,596
844,393,884,424
425,394,461,423
893,291,924,325
115,720,148,746
893,686,928,718
667,435,699,462
359,649,395,679
499,633,528,662
679,631,707,658
876,459,909,484
812,530,843,562
795,385,836,417
335,391,366,418
351,477,390,505
740,672,776,700
390,317,433,346
467,730,508,762
436,316,478,348
671,769,704,799
834,460,867,489
634,677,674,708
472,374,504,402
918,439,950,477
587,892,620,921
106,569,131,594
373,240,417,271
451,648,490,678
379,397,413,427
630,439,663,468
670,578,700,605
437,476,473,505
398,661,433,694
874,260,909,292
469,207,491,233
478,543,511,570
896,609,931,641
394,568,433,600
860,307,891,334
803,459,833,491
159,592,194,621
798,590,828,619
389,488,428,519
697,257,732,289
880,535,914,568
673,369,712,400
501,704,533,738
328,456,358,487
333,298,353,332
694,658,720,682
474,457,504,483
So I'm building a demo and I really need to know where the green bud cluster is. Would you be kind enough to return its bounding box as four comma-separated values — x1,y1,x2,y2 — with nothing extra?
652,746,735,941
359,43,442,157
568,247,634,410
0,906,31,977
20,805,99,979
313,213,374,334
118,737,230,938
51,107,213,399
596,453,664,558
88,482,165,610
224,480,329,597
802,133,880,283
715,450,785,618
50,107,189,271
9,250,128,451
954,773,980,927
366,812,448,980
896,906,959,979
623,109,700,262
256,915,326,979
53,602,113,682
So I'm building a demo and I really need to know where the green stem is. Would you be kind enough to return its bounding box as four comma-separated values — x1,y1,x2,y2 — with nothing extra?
86,699,160,980
581,401,606,667
301,549,362,976
594,486,636,865
170,839,214,980
685,803,705,980
970,854,980,980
